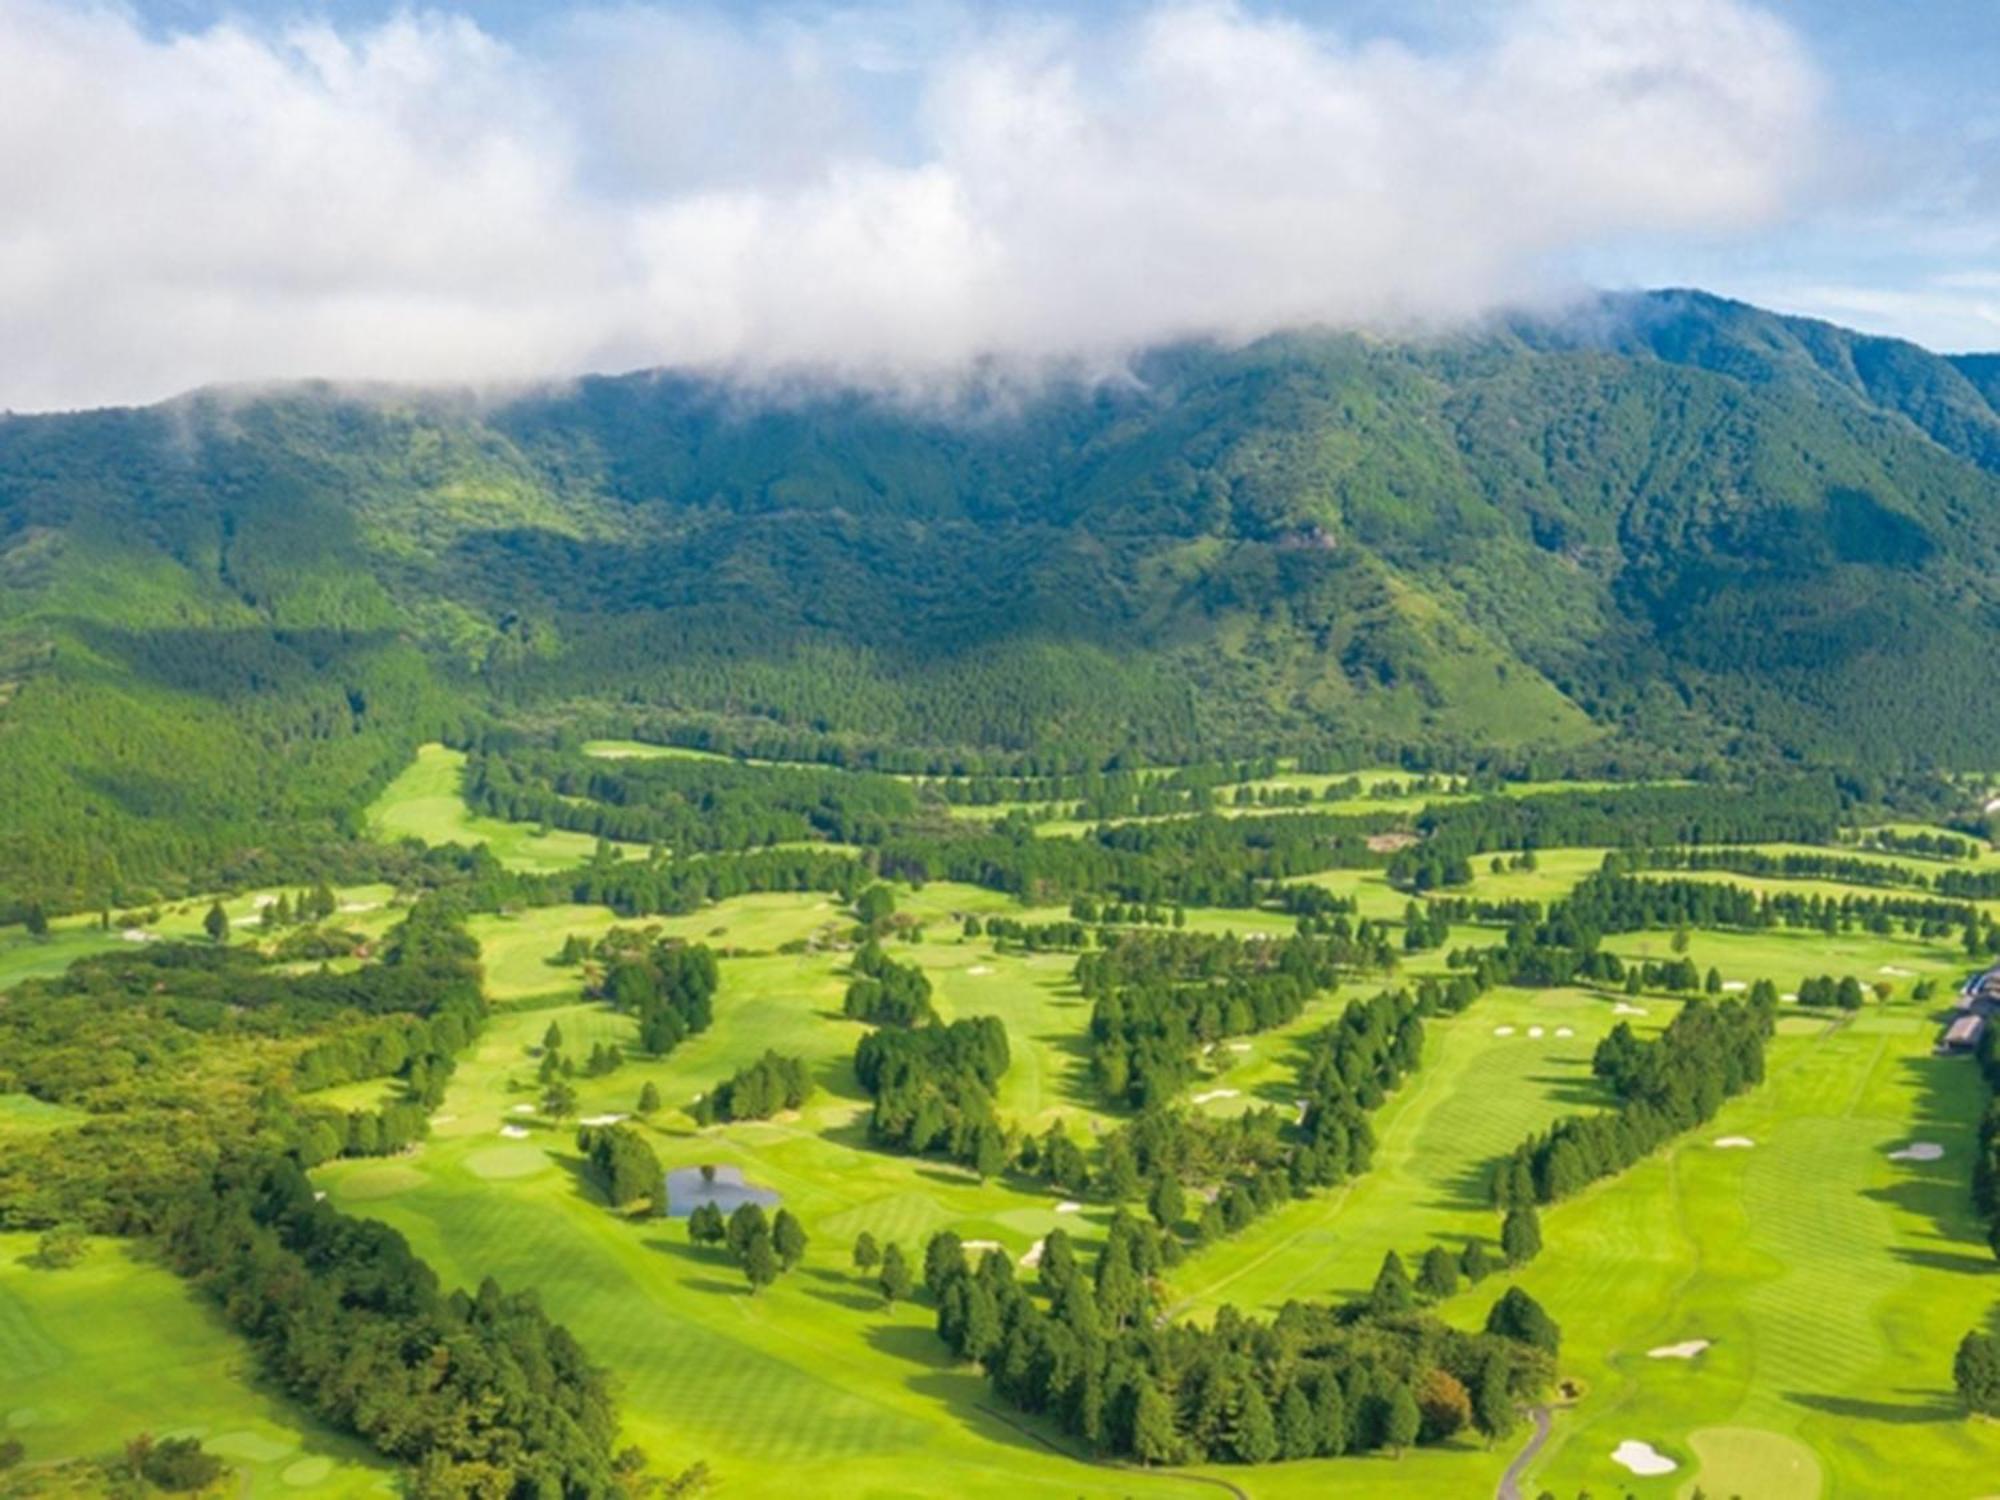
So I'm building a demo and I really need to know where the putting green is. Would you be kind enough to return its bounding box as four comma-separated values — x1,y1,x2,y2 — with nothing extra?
1682,1425,1822,1499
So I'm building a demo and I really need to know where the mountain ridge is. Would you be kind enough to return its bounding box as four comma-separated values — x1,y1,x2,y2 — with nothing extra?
6,288,2000,900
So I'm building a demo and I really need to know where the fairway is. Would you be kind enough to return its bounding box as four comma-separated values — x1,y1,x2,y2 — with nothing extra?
367,744,651,873
293,869,2000,1498
0,1235,389,1496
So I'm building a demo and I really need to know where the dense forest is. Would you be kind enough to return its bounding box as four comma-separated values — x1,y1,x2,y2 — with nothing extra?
10,292,2000,903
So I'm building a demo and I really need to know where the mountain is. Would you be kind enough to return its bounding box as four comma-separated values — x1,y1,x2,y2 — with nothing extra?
5,289,2000,901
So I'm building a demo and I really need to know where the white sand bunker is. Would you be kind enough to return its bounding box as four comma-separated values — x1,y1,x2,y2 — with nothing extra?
1054,1200,1083,1214
510,1103,536,1115
1889,1142,1945,1161
1781,992,1799,1003
1191,1088,1240,1105
967,965,994,976
1880,965,1914,977
499,1125,530,1139
120,928,159,943
1614,1003,1647,1016
1721,980,1747,992
1647,1339,1711,1360
1225,1041,1252,1053
1527,1026,1545,1039
1019,1239,1046,1269
961,1239,1002,1254
578,1113,628,1127
1611,1440,1676,1477
1714,1136,1755,1149
1555,1026,1575,1038
1493,1025,1517,1037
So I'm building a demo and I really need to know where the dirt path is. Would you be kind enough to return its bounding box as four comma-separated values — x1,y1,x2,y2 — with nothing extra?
1497,1405,1554,1500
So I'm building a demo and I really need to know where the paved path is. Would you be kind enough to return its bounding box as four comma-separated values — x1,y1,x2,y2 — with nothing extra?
1497,1405,1554,1500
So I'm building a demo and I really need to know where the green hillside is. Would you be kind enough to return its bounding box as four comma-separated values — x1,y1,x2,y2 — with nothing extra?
6,290,2000,902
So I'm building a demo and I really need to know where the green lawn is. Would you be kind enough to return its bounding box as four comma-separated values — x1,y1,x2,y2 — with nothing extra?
0,1235,390,1496
367,743,650,872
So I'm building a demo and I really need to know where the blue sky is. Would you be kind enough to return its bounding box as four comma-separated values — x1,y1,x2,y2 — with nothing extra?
2,0,1995,409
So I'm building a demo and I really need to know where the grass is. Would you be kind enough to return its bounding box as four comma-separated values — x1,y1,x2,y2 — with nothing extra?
366,743,649,873
0,1235,389,1496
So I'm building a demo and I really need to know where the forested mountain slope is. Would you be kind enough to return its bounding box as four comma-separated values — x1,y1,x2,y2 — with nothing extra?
5,289,2000,900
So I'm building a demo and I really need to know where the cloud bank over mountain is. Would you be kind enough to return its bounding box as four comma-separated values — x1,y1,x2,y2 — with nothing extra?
0,0,1822,409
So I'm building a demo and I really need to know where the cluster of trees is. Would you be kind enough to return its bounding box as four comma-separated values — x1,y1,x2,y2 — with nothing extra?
1493,994,1775,1206
1620,845,1934,891
578,1123,663,1212
686,1201,809,1293
1078,929,1395,1108
466,740,919,852
918,1219,1556,1464
694,1051,812,1123
853,1016,1011,1172
1957,1028,2000,1416
159,1157,632,1496
843,943,936,1026
967,914,1094,950
1412,780,1844,863
594,932,720,1055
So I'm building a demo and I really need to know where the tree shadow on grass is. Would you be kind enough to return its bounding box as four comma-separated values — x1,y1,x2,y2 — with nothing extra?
801,1284,886,1314
1523,1072,1613,1109
1889,1244,1998,1276
857,1324,1089,1462
1787,1390,1960,1424
1429,1162,1500,1214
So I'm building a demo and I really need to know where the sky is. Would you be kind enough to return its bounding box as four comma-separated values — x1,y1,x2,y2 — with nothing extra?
0,0,1995,411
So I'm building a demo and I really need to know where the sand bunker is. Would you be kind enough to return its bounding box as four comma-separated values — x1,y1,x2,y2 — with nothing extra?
1614,1003,1647,1016
1889,1142,1944,1162
1647,1339,1711,1359
1054,1200,1083,1214
120,928,159,943
1225,1041,1252,1052
1721,980,1747,992
664,1165,779,1220
1493,1025,1517,1037
1019,1239,1046,1269
1880,965,1914,977
578,1113,628,1127
1555,1026,1575,1038
961,1239,1002,1253
1781,992,1799,1003
339,900,380,914
510,1103,536,1115
499,1125,530,1139
967,965,994,976
1527,1025,1545,1039
1714,1136,1755,1149
1191,1088,1241,1105
1611,1440,1676,1477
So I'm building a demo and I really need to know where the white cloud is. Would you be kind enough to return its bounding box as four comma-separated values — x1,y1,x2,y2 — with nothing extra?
0,0,1822,410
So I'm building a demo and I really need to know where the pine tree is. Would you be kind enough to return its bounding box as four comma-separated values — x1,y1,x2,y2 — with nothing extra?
543,1021,564,1052
1147,1174,1186,1231
1955,1330,2000,1415
23,903,47,937
203,901,229,943
1131,1379,1178,1466
742,1231,779,1293
852,1231,881,1271
1460,1239,1492,1283
1312,1375,1348,1457
1501,1204,1542,1265
1233,1383,1278,1464
637,1081,661,1115
1471,1350,1515,1441
1383,1383,1422,1455
1369,1250,1414,1316
1416,1245,1458,1300
1485,1286,1560,1354
878,1243,912,1305
1276,1383,1315,1460
772,1209,808,1270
